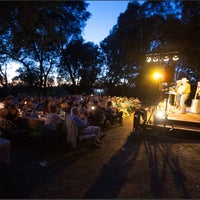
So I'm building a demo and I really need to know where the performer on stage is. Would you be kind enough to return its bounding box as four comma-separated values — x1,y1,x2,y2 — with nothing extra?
196,82,200,99
179,78,191,114
174,79,183,109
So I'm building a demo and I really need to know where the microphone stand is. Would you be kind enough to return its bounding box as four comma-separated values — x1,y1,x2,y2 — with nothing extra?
162,91,174,131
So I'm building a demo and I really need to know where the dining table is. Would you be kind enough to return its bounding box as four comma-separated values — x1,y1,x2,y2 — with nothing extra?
19,112,47,137
19,111,66,138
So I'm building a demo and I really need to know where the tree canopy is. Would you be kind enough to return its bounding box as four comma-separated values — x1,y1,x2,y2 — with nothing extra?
100,1,200,98
0,0,199,98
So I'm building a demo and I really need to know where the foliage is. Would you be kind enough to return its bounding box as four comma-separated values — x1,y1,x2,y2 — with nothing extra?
58,39,103,92
0,1,91,94
100,0,200,99
0,0,200,98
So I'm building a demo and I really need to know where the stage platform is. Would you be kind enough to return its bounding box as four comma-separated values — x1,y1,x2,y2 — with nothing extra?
167,107,200,133
146,106,200,133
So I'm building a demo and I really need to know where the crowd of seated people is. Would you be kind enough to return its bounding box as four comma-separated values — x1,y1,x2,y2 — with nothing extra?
0,93,143,147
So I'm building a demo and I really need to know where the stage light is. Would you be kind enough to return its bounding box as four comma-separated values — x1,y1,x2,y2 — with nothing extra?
146,56,151,63
153,72,163,80
146,52,179,63
172,55,179,61
153,56,159,62
163,55,169,62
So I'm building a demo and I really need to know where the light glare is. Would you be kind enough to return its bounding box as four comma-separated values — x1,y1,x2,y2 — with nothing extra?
155,110,165,119
153,72,162,80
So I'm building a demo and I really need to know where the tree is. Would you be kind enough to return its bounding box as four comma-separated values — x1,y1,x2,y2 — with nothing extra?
180,1,200,78
100,2,150,89
58,39,103,93
0,1,90,94
100,0,198,98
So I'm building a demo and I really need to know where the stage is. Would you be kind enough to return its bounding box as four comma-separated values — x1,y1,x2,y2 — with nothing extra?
167,107,200,132
146,106,200,133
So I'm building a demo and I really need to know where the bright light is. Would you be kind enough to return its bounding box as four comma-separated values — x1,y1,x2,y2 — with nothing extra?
163,55,169,62
146,52,179,63
172,55,179,61
4,61,20,82
153,72,163,80
154,110,165,119
153,56,159,62
146,56,151,63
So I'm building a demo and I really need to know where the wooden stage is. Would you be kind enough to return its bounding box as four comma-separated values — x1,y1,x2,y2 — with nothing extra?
146,106,200,133
167,107,200,132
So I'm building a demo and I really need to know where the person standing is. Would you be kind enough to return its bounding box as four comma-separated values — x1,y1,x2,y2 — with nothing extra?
179,78,191,114
174,79,183,109
196,81,200,99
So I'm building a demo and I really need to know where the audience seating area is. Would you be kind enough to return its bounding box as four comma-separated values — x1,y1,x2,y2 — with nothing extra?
0,94,142,150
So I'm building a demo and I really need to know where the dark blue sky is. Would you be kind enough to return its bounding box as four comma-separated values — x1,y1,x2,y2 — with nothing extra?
83,1,130,45
8,1,131,81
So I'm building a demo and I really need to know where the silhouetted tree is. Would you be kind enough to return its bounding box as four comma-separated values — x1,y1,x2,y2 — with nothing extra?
58,39,103,93
0,1,90,94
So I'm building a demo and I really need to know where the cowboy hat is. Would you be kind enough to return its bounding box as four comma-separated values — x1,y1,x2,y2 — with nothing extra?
181,78,188,83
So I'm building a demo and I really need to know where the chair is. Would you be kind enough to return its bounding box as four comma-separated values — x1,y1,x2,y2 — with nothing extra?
66,118,96,149
66,118,79,149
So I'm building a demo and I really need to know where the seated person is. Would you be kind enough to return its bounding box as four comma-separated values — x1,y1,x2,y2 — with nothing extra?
4,95,14,109
88,100,106,127
105,101,123,125
44,104,65,144
17,98,26,111
2,104,20,128
116,98,131,117
59,100,68,118
79,101,90,119
67,106,103,146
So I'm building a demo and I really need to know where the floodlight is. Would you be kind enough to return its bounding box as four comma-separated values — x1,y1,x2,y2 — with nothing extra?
146,56,151,63
153,56,159,62
163,55,169,62
172,55,179,61
153,72,162,80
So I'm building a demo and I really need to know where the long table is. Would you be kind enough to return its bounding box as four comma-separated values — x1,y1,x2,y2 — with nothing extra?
19,115,66,137
19,116,46,136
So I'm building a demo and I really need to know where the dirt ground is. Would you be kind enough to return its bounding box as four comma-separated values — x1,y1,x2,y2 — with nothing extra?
0,116,200,199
